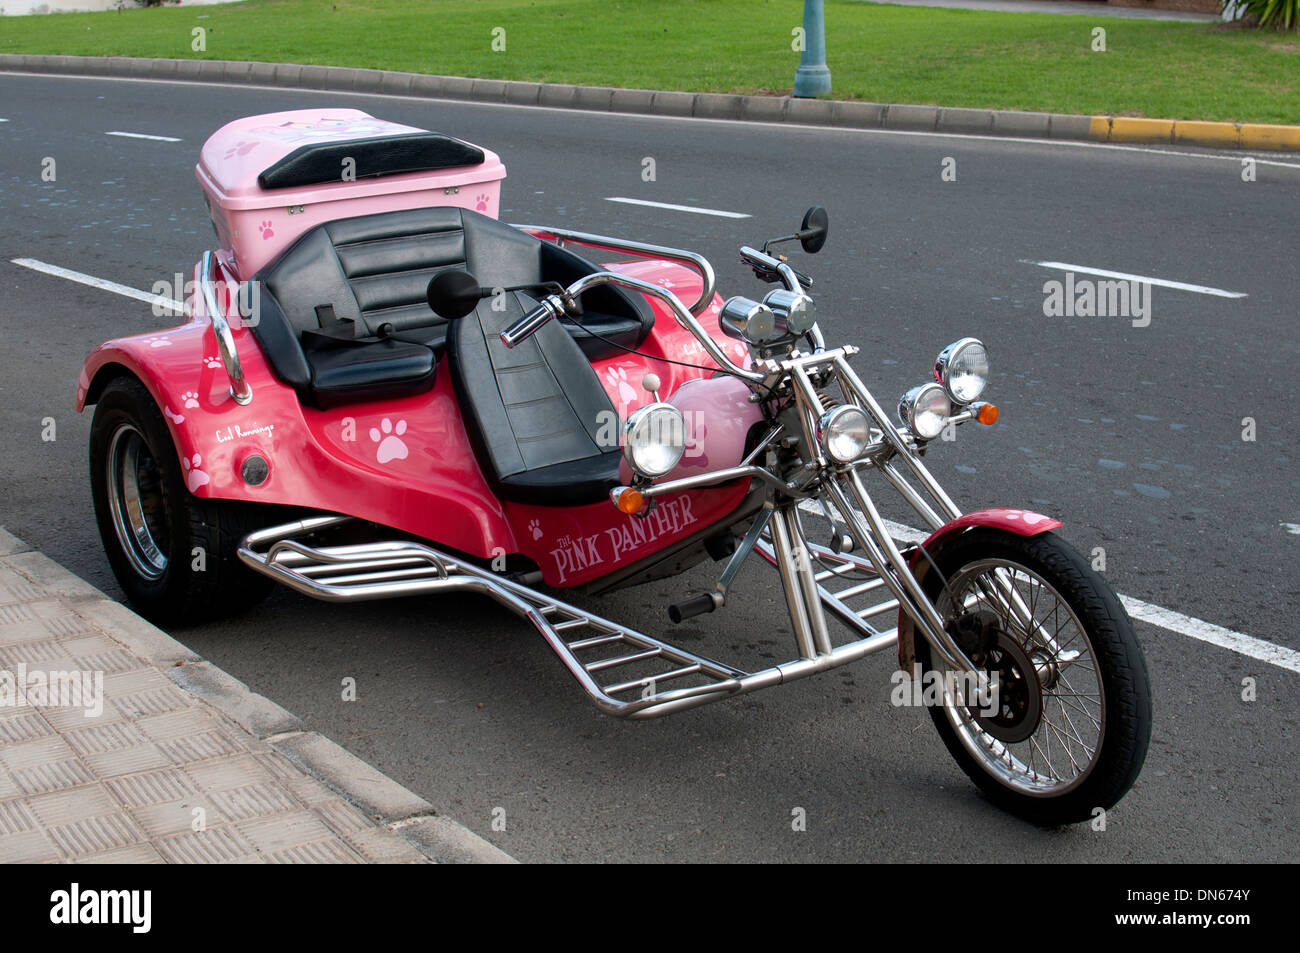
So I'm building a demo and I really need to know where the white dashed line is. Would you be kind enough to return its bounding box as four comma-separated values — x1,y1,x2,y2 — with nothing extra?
605,197,750,218
1024,260,1248,299
106,131,183,142
795,499,1297,674
10,257,184,312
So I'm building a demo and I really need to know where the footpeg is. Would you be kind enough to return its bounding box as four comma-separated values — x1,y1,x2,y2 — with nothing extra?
669,592,721,624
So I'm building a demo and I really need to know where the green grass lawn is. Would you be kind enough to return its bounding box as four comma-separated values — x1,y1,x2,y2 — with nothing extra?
3,0,1298,125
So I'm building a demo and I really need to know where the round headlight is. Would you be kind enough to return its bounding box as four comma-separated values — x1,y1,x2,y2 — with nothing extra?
899,383,951,441
624,403,686,478
934,337,989,404
818,405,871,464
719,296,777,344
763,289,817,335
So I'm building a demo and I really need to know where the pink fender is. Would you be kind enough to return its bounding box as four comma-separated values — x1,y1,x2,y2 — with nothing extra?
896,508,1062,672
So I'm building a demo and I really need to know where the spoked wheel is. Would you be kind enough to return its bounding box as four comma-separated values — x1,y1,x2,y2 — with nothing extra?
90,376,276,625
914,527,1152,825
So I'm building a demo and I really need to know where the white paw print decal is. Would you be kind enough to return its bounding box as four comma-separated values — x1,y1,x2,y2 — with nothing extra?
163,405,185,424
528,519,542,541
181,391,200,409
369,417,409,464
604,366,639,411
145,337,172,348
181,453,209,492
205,356,223,370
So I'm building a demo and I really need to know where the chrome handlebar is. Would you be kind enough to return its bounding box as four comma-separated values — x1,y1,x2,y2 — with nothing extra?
499,271,766,383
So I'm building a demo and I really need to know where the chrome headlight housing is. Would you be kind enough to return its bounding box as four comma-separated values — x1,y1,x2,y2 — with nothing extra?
624,402,686,478
762,289,817,336
719,296,777,344
934,337,989,405
898,383,951,441
818,405,871,464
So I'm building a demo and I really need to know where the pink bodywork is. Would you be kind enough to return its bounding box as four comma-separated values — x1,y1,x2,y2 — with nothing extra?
76,258,761,589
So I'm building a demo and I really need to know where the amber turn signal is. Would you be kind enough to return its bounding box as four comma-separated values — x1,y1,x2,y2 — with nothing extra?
612,486,644,514
976,402,999,426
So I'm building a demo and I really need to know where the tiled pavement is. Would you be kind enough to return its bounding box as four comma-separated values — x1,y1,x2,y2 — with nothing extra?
0,528,511,864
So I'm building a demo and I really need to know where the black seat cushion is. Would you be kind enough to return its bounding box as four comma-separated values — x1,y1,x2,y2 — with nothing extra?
306,339,436,410
449,290,622,506
249,207,656,409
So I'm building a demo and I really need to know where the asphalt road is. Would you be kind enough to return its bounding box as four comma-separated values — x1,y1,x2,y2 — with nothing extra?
1,72,1296,862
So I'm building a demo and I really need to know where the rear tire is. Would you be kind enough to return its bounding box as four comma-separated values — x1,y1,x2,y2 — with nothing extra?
90,376,275,625
914,527,1152,826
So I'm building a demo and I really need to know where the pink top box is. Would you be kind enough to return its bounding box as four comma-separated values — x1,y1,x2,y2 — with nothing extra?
197,108,507,280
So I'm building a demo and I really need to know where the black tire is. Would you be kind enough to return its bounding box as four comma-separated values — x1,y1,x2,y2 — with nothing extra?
90,376,275,625
914,527,1152,826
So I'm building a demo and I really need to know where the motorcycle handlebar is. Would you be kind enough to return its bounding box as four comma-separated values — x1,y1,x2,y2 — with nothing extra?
500,295,565,349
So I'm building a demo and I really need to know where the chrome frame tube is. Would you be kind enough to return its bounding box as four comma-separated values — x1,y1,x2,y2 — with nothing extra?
200,251,252,405
512,224,717,316
564,271,764,383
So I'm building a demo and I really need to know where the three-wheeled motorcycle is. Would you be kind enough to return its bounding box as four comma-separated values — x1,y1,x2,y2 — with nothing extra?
78,109,1152,824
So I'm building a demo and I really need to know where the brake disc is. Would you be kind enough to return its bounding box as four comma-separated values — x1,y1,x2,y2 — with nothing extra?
973,630,1043,745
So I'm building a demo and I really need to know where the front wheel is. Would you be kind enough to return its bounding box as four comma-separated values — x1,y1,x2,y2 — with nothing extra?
913,527,1152,825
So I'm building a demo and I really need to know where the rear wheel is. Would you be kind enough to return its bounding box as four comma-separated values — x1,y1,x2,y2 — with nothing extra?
90,376,275,625
914,527,1152,825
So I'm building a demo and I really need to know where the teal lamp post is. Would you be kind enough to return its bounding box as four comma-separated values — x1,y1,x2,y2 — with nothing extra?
793,0,831,98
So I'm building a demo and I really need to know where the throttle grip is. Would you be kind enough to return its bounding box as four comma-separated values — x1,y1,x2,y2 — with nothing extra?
500,295,565,348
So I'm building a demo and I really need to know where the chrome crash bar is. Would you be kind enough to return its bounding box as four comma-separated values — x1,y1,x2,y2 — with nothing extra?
199,250,251,405
512,224,716,317
238,515,899,719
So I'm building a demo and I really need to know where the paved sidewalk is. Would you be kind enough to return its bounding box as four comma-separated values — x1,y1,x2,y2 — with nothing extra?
0,528,513,864
855,0,1222,21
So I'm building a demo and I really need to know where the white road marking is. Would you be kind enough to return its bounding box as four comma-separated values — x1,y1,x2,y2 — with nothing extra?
106,130,182,142
605,196,750,219
1024,260,1248,298
0,118,8,123
1120,596,1300,675
1281,522,1300,535
10,257,184,312
795,499,1298,674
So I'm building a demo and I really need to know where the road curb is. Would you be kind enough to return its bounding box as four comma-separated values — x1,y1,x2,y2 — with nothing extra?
2,53,1298,153
0,525,515,864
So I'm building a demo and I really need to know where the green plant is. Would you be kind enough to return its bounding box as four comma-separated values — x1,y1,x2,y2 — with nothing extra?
1227,0,1299,30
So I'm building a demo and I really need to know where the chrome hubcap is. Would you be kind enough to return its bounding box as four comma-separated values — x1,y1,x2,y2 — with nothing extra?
106,424,169,580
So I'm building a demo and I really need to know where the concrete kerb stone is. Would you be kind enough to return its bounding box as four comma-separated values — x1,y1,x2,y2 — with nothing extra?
380,70,413,96
1049,113,1095,141
938,106,994,135
73,598,199,668
574,85,616,111
168,660,301,738
695,92,744,121
393,816,518,864
471,78,508,102
610,87,656,114
651,90,695,117
741,95,789,123
505,80,543,106
353,68,385,93
0,527,32,557
787,97,835,125
883,104,939,132
991,109,1053,138
441,75,477,100
270,730,433,823
537,83,578,108
831,100,884,129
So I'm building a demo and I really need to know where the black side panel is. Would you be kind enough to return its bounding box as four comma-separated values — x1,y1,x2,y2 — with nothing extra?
257,133,486,190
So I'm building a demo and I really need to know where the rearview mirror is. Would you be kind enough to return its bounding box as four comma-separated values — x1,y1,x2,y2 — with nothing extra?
799,206,829,254
426,270,484,320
